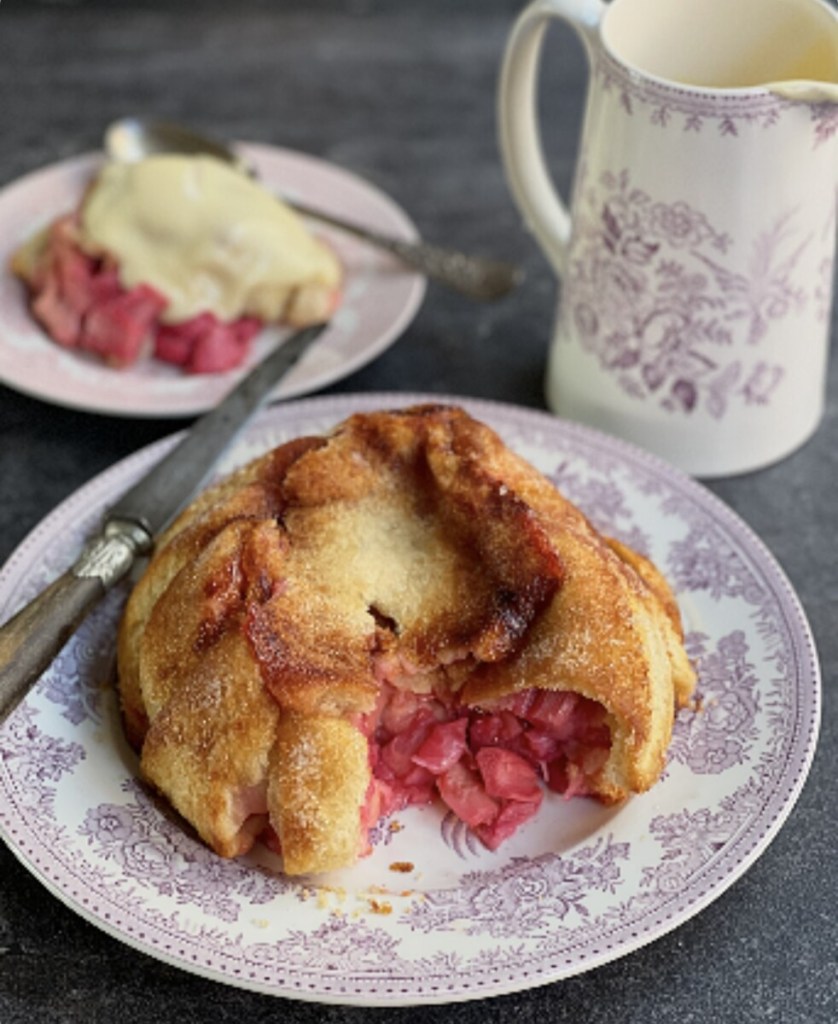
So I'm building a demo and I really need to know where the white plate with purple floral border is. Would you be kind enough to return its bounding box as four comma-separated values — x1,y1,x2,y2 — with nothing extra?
0,394,820,1005
0,146,426,417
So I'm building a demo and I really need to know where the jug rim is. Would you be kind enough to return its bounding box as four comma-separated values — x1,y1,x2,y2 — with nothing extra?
597,0,838,101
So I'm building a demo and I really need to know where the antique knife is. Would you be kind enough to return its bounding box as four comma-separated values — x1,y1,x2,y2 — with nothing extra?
0,322,327,723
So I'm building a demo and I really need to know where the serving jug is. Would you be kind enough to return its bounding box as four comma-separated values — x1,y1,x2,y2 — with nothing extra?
499,0,838,476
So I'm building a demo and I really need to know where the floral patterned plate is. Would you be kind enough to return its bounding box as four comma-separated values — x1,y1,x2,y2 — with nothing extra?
0,146,426,417
0,394,820,1005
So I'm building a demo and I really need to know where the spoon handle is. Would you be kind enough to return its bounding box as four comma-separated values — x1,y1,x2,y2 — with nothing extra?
288,199,523,302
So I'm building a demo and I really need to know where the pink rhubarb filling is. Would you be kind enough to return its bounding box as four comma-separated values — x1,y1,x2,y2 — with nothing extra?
360,683,612,851
21,214,337,374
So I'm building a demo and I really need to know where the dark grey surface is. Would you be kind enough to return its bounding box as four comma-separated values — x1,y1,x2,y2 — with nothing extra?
0,2,835,1021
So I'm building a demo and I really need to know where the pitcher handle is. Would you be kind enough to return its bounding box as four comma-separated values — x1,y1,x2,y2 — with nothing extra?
498,0,605,277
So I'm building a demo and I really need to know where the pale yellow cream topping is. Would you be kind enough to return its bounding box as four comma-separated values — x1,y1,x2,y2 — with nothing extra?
80,155,341,324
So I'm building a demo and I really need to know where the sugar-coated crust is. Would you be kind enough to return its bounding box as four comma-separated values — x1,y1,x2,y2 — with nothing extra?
117,437,324,746
270,713,371,876
457,438,697,798
117,404,696,875
603,537,696,710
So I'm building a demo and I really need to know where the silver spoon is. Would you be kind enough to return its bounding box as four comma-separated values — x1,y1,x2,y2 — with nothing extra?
104,118,523,302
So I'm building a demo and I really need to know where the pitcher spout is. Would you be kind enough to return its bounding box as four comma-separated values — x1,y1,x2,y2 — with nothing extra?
766,79,838,104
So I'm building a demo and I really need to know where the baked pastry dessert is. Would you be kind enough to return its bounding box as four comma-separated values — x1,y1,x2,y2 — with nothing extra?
11,155,341,373
117,405,695,875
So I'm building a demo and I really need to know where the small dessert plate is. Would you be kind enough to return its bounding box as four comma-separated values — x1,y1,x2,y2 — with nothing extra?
0,146,426,417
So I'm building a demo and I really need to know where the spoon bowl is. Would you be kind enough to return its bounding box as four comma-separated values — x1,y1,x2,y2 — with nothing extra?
106,119,238,166
105,117,523,302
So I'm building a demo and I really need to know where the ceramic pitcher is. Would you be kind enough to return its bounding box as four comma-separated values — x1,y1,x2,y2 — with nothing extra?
499,0,838,476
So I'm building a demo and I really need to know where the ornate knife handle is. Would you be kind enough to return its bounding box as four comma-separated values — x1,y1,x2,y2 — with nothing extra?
0,519,150,723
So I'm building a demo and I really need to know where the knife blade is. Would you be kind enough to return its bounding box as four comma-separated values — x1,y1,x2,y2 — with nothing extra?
0,322,327,723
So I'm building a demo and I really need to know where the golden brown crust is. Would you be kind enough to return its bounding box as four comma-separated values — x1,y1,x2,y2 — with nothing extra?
269,713,371,876
134,519,284,857
117,404,696,875
140,625,279,858
247,405,564,716
117,438,323,744
604,537,696,709
458,437,696,797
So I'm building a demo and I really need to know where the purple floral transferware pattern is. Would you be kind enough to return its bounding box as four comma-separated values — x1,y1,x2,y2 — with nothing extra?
596,48,838,147
562,168,817,418
39,590,126,726
79,780,286,923
669,632,761,775
408,837,629,938
0,395,820,1004
2,703,84,820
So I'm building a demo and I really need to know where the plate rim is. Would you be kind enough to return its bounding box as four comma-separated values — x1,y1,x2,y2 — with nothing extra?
0,392,822,1005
